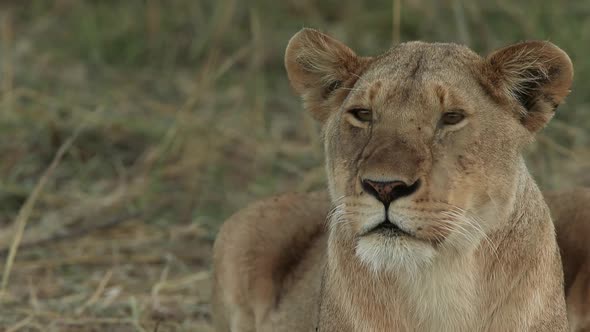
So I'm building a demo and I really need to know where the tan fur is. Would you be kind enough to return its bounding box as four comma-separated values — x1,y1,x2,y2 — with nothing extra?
545,188,590,332
212,29,574,331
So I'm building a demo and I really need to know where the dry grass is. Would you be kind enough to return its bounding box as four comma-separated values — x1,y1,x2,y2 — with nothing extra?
0,1,588,331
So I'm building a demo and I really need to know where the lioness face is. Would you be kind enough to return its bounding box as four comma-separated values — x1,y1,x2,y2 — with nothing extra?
285,30,573,272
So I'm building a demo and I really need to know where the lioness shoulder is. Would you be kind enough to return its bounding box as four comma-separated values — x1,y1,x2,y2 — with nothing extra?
212,191,329,332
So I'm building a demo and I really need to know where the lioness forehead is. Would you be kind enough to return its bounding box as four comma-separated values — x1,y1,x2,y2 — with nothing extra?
346,43,483,109
364,42,482,82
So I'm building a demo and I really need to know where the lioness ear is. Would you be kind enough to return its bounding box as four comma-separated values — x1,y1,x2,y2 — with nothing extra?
486,41,573,133
285,28,371,123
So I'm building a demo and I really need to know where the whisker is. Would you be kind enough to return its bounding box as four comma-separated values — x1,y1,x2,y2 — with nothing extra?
439,211,481,247
443,207,500,262
439,215,477,249
349,72,370,86
339,87,367,93
461,213,500,262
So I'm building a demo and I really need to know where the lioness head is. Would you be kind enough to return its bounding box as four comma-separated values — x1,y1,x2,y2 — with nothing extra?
285,29,573,272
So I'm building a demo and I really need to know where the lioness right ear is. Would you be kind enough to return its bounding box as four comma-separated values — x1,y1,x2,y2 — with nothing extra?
285,29,371,123
485,41,574,133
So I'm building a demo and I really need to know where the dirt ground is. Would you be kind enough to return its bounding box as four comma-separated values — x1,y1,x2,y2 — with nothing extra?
1,221,215,331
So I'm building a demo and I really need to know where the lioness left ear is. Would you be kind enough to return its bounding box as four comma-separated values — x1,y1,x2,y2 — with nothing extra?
486,41,573,133
285,29,372,123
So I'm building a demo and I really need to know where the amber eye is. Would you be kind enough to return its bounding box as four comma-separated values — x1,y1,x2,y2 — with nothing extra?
349,108,372,123
441,111,465,125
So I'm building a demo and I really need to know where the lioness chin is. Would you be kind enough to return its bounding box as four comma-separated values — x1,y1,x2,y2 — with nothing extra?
212,29,574,331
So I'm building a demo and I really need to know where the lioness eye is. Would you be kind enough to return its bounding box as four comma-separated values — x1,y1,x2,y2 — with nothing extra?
349,108,372,122
441,111,465,125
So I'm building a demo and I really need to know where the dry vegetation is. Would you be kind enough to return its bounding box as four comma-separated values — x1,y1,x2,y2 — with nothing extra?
0,1,588,331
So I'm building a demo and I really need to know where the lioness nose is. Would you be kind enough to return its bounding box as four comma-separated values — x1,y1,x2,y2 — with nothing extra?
361,179,421,207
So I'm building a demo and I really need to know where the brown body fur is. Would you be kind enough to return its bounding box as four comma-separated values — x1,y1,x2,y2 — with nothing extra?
213,189,586,331
212,192,330,332
546,188,590,332
213,188,590,331
213,29,575,331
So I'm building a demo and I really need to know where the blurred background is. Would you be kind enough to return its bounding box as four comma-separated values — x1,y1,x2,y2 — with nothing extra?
0,0,588,331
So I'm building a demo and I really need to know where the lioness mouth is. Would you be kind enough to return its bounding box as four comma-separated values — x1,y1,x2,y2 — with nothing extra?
366,220,411,237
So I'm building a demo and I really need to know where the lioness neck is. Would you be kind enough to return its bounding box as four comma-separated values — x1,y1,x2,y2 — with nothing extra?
319,171,565,332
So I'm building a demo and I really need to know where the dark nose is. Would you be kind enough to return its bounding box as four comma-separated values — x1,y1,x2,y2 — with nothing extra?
361,179,421,207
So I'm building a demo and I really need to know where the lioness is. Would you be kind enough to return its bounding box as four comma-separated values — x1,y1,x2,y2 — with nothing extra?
212,29,574,331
